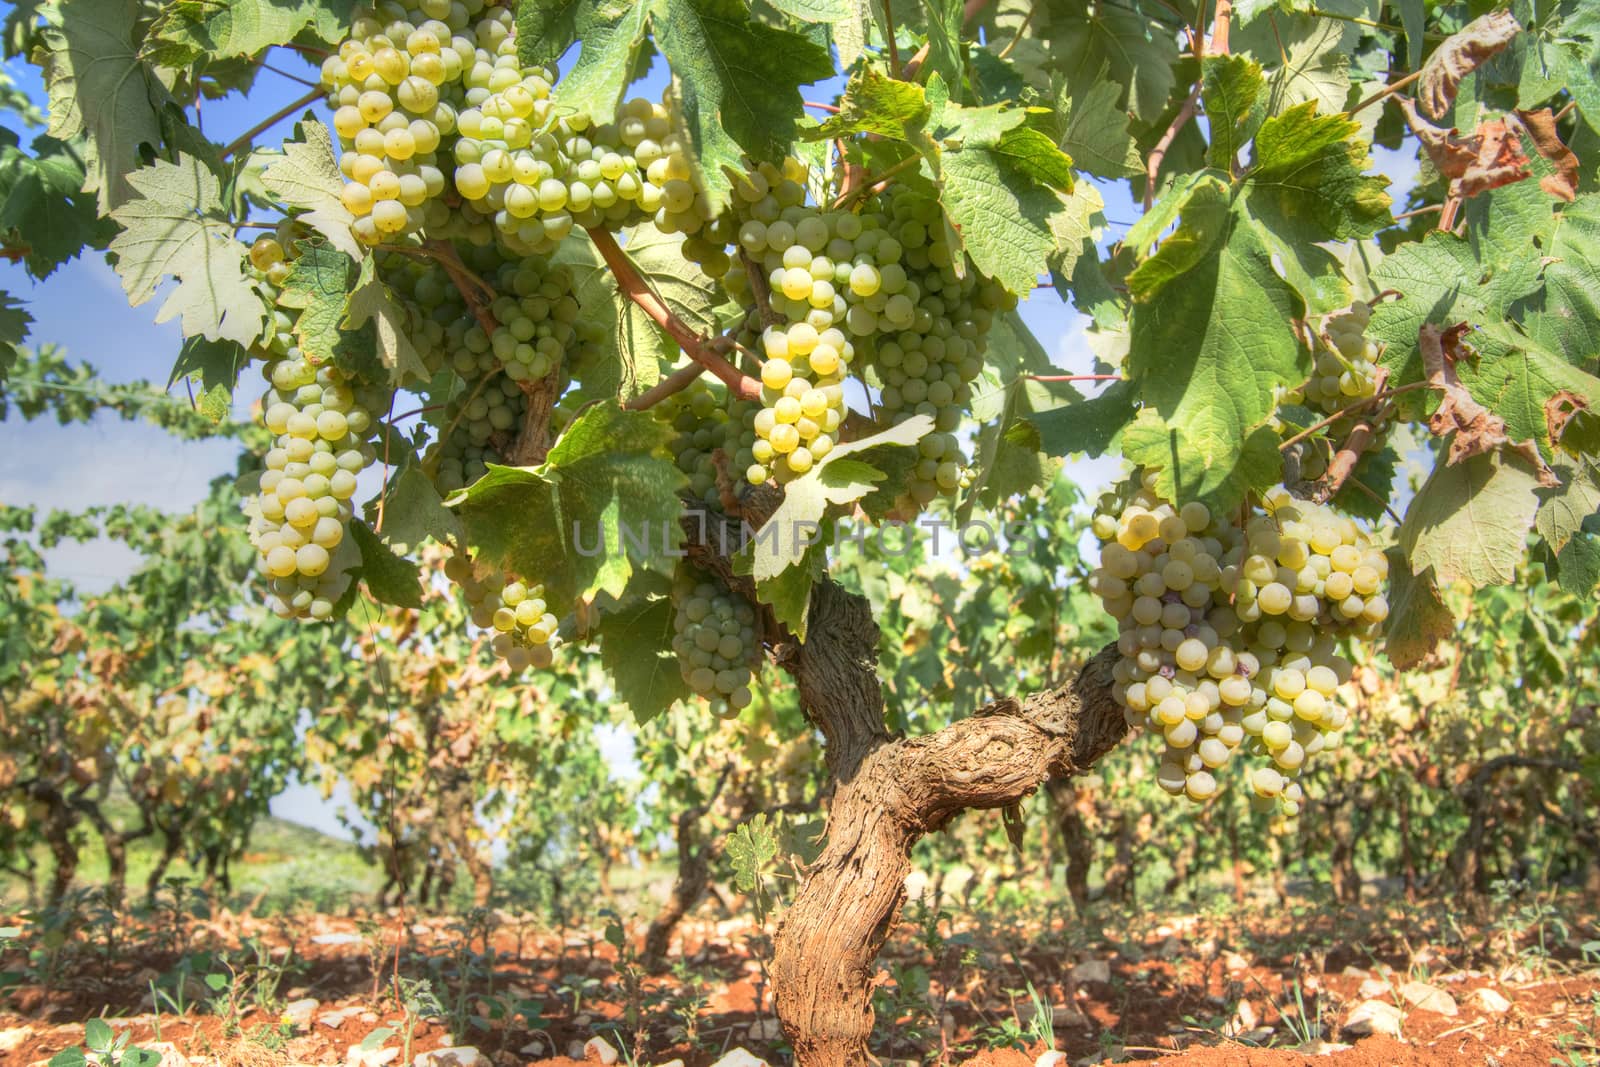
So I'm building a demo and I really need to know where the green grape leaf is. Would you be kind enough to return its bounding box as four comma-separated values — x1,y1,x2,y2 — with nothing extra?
753,540,825,640
260,118,362,260
1124,197,1305,507
368,464,464,552
1371,232,1543,383
765,0,849,21
348,520,421,608
1399,450,1545,587
452,405,686,605
805,68,932,144
726,812,780,894
1029,379,1138,458
1383,562,1455,670
1454,326,1600,459
277,242,357,367
0,133,105,278
749,416,933,586
963,312,1066,510
345,256,427,385
170,335,250,395
1053,72,1142,180
0,293,33,380
518,0,649,127
1555,529,1600,596
39,0,171,211
1203,55,1266,171
1245,102,1393,242
1535,454,1600,556
1050,2,1179,124
108,153,268,347
1259,13,1351,119
143,0,354,66
920,0,964,95
938,121,1075,295
598,591,689,724
1513,193,1600,369
649,0,834,213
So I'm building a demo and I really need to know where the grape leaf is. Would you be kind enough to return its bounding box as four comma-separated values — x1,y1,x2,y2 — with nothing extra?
765,0,849,21
143,0,354,65
108,153,267,348
1514,192,1600,369
726,812,780,894
1535,454,1600,555
597,590,689,723
1259,13,1351,119
366,464,463,552
39,0,171,212
1245,103,1393,242
1029,379,1138,458
1054,72,1143,180
1384,562,1455,669
518,0,649,127
1454,326,1600,458
1123,195,1306,508
345,255,427,385
169,335,250,397
805,68,932,144
349,519,422,609
1555,528,1600,595
452,405,686,605
1203,55,1266,171
260,118,362,259
1123,413,1284,513
649,0,834,213
1395,0,1426,73
0,133,106,278
0,292,31,380
1399,450,1545,586
1048,1,1179,124
277,242,358,367
920,0,965,95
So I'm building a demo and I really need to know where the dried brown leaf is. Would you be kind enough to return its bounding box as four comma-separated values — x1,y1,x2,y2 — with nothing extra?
1545,390,1587,448
1513,108,1579,202
1419,323,1560,485
1398,99,1534,201
1419,10,1522,121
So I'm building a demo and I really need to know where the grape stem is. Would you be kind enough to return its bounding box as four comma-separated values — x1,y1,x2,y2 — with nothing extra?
883,0,902,77
1313,367,1389,504
1347,69,1423,117
1026,374,1124,383
220,87,324,160
1143,0,1230,207
585,227,762,401
740,247,784,329
832,154,921,210
418,241,499,336
422,370,501,479
623,361,707,411
1277,380,1432,451
900,0,991,80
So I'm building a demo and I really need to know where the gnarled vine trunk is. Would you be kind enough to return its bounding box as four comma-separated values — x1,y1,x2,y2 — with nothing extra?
682,495,1129,1067
765,580,1126,1066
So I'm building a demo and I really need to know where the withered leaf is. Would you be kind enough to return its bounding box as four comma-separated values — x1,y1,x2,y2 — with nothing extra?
1419,10,1522,120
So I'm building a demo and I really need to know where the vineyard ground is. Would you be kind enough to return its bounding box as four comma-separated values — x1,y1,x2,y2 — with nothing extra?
2,818,1596,1067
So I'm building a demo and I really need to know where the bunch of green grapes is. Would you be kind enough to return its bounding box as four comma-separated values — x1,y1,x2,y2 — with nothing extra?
446,555,558,670
452,91,709,252
663,381,733,506
1296,301,1382,414
320,0,517,244
1089,473,1388,814
246,355,385,620
427,372,524,492
245,235,299,360
671,566,758,718
483,258,593,381
376,250,467,375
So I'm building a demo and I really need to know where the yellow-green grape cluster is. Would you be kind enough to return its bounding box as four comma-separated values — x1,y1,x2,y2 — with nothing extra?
428,374,524,492
671,570,758,718
320,0,516,244
1089,474,1388,814
247,356,384,620
246,236,299,360
484,258,590,381
1302,301,1381,414
665,382,732,507
377,251,467,375
453,91,707,252
446,556,558,670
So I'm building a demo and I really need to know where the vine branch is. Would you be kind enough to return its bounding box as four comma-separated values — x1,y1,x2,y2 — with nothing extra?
623,361,708,411
220,87,323,160
586,227,762,401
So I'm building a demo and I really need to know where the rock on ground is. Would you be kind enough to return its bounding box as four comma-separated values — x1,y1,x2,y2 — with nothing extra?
1397,980,1459,1016
1343,998,1405,1038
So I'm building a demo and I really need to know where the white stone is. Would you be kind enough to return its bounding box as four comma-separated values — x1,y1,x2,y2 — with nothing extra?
1468,987,1512,1015
414,1048,482,1067
568,1041,587,1059
583,1037,619,1065
1223,952,1251,973
654,1061,686,1067
1397,980,1458,1016
320,1007,361,1029
1341,966,1370,979
312,933,364,946
1070,959,1111,984
1035,1052,1070,1067
1342,999,1404,1038
710,1050,770,1067
283,998,319,1029
346,1045,400,1067
1357,977,1390,999
747,1018,781,1042
903,869,931,901
0,1029,32,1054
